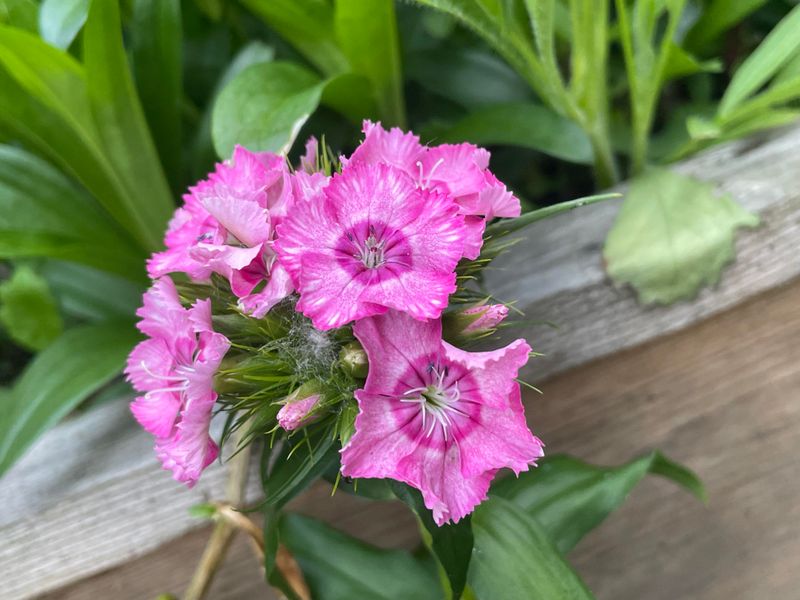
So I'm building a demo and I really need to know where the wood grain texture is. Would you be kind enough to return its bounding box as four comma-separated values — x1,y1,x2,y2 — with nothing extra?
486,124,800,380
3,125,800,598
41,279,800,600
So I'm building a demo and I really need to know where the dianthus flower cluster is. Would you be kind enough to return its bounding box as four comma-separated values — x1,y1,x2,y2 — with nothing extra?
126,122,543,525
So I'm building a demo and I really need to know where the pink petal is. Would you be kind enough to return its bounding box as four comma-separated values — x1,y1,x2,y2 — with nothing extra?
277,394,322,431
422,143,489,198
347,120,424,175
239,261,295,318
461,215,486,260
198,194,270,248
135,278,191,341
443,338,531,408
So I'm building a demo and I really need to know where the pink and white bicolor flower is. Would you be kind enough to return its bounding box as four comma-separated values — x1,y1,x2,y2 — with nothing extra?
275,162,466,330
340,310,543,525
125,277,230,487
147,145,294,318
345,120,522,259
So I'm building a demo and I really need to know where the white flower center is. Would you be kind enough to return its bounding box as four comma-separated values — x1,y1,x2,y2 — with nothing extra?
355,230,386,269
400,365,466,439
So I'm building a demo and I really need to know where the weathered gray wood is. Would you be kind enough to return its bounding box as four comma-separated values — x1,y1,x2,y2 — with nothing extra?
2,124,799,598
485,124,800,379
40,280,800,600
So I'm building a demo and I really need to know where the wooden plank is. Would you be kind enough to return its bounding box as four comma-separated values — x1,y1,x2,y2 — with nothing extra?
44,278,800,600
3,124,800,598
485,125,800,379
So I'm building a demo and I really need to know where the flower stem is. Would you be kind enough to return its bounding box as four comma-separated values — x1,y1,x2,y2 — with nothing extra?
184,433,252,600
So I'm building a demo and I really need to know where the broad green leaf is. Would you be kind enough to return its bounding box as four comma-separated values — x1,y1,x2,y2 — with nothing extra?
0,319,140,475
468,497,594,600
604,168,759,304
391,482,473,600
131,0,182,193
404,46,530,109
83,0,173,250
0,145,144,279
319,72,378,123
719,4,800,117
212,61,325,158
334,0,406,126
492,453,705,554
0,266,63,351
439,103,593,164
38,0,88,49
0,34,149,249
0,0,37,31
280,513,442,600
684,0,768,53
241,0,348,76
40,261,144,322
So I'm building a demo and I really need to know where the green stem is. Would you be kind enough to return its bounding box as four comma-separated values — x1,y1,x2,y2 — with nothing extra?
588,125,619,188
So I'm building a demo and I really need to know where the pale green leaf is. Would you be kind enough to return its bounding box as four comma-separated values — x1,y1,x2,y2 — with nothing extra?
334,0,405,126
468,497,594,600
438,102,593,164
280,513,442,600
492,452,705,554
719,4,800,117
38,0,89,49
604,168,759,304
0,266,63,351
212,61,325,158
0,319,140,475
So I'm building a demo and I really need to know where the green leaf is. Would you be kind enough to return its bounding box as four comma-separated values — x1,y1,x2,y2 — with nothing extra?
212,61,325,158
718,4,800,117
684,0,768,53
334,0,406,126
0,0,37,32
83,0,173,250
604,168,759,305
261,424,340,509
391,482,473,600
662,43,722,83
438,103,593,164
240,0,348,76
0,319,140,475
468,496,594,600
131,0,182,193
40,261,144,322
280,513,442,600
189,40,275,180
38,0,89,49
0,266,63,351
0,31,150,249
405,46,530,109
484,192,620,238
492,453,705,554
0,145,144,279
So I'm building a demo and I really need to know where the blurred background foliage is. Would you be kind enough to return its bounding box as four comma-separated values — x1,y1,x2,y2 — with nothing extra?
0,0,797,486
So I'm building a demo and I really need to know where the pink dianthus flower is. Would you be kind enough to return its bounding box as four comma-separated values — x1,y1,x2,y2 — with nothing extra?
275,162,465,330
125,278,230,486
340,310,543,525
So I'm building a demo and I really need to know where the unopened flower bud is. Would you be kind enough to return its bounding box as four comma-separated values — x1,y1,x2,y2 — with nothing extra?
277,382,323,431
339,341,368,378
443,303,508,342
